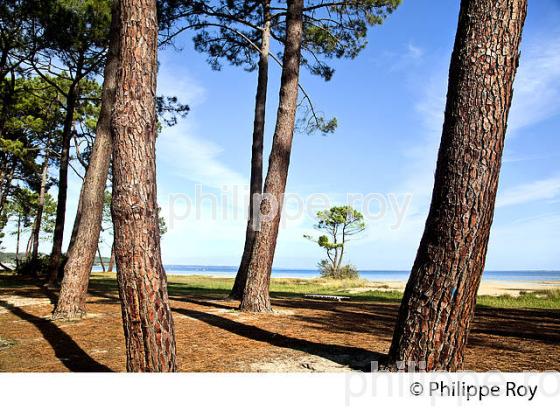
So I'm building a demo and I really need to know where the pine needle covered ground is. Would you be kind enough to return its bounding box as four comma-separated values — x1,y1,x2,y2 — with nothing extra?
0,272,559,372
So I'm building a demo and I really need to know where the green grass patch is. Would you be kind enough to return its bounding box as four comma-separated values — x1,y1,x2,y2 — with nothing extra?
476,288,560,310
2,271,559,310
87,272,560,310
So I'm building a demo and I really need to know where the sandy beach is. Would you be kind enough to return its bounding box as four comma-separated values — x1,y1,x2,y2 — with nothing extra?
342,279,560,297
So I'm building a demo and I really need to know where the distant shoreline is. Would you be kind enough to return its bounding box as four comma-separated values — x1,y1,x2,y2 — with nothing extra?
157,273,560,297
91,265,560,283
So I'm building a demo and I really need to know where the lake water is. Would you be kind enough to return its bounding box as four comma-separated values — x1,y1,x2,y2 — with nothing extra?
93,264,560,282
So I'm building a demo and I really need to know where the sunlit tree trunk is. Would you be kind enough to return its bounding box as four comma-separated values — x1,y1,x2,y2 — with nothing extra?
47,73,82,286
31,147,50,260
111,0,177,371
107,242,115,272
52,0,119,320
67,184,84,251
240,0,304,312
229,1,271,300
387,0,527,371
15,215,21,264
97,246,105,272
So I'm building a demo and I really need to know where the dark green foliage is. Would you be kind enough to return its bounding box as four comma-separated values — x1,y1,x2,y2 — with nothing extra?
318,259,359,279
156,96,190,127
159,1,402,136
14,253,67,277
161,1,401,78
15,254,50,276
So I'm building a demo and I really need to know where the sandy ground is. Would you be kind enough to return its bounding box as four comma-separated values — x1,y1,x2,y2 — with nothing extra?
344,280,560,297
0,278,559,372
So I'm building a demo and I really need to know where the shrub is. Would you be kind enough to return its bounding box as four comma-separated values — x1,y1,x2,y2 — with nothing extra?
15,254,67,279
15,255,50,277
318,259,359,279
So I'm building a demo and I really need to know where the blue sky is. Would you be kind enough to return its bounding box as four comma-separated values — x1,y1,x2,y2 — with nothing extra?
7,0,560,271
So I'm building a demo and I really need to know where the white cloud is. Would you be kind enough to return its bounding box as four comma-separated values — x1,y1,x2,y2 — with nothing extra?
508,31,560,132
401,27,560,209
496,176,560,208
407,43,424,60
379,41,426,72
156,64,246,190
157,125,246,189
157,59,207,108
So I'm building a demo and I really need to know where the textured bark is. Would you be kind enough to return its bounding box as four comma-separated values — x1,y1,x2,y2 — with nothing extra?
30,148,50,260
229,2,271,301
67,184,84,251
240,0,304,312
0,170,12,216
107,243,115,272
0,163,14,217
111,0,177,371
387,0,527,371
47,80,80,286
52,1,120,321
97,247,105,272
15,215,21,263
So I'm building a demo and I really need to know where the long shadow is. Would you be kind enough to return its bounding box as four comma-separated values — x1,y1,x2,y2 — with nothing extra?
169,295,232,310
88,288,120,303
0,301,111,372
173,306,384,371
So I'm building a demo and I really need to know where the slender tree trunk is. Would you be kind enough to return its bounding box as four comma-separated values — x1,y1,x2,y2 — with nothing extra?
97,246,105,272
240,0,304,312
107,242,115,272
111,0,176,371
47,79,80,286
15,215,21,264
387,0,527,371
31,148,49,260
52,1,120,320
67,184,84,251
0,161,15,217
25,233,32,256
229,1,271,300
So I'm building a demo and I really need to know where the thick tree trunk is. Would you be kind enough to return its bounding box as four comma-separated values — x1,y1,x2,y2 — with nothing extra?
387,0,527,371
52,0,120,321
239,0,304,312
111,0,177,371
47,80,80,286
31,148,50,260
229,2,271,301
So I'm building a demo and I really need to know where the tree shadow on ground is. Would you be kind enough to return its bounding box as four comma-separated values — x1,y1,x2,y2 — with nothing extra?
173,306,385,371
0,300,111,372
471,306,560,343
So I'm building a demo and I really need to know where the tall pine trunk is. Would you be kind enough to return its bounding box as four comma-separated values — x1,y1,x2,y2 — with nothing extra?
111,0,177,371
31,147,50,260
387,0,527,371
47,76,81,286
229,2,271,300
240,0,304,312
52,0,120,321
